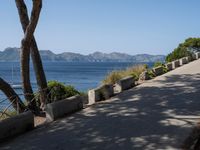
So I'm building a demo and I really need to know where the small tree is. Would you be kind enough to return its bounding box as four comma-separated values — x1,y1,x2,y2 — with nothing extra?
15,0,43,112
15,0,48,109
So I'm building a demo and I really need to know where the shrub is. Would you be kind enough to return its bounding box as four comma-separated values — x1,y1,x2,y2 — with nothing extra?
35,80,80,104
147,70,156,79
102,64,147,84
65,85,80,98
165,37,200,62
153,61,168,75
153,61,163,67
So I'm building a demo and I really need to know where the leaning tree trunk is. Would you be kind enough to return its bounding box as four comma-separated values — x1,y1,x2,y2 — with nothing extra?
15,0,47,109
17,0,42,112
0,78,25,113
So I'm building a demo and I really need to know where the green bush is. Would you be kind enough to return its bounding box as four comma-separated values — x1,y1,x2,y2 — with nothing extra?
147,70,156,79
35,80,80,104
65,85,80,98
153,61,168,75
165,37,200,62
153,61,163,67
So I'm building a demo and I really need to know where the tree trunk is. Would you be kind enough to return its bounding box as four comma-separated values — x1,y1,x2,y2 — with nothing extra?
0,78,25,113
17,0,42,112
15,0,47,109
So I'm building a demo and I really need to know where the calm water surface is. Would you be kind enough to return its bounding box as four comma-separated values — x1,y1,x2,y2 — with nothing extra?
0,62,153,101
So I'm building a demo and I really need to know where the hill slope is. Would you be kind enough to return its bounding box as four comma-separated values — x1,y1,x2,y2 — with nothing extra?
0,47,165,62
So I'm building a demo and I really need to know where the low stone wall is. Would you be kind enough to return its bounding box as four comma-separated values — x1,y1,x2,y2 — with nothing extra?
194,52,200,60
0,111,34,142
46,95,83,121
139,71,150,81
165,62,173,71
179,57,188,66
186,56,192,62
152,66,164,76
172,60,180,69
115,76,135,92
88,84,114,105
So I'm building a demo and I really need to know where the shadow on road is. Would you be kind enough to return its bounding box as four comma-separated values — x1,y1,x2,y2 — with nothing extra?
1,73,200,150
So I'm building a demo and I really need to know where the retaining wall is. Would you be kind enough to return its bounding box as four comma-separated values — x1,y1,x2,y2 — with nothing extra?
88,84,114,105
165,62,173,71
115,76,135,92
0,111,34,142
172,60,180,69
152,66,164,76
46,95,83,121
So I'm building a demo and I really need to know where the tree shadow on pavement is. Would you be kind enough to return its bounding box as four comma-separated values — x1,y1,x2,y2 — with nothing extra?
1,73,200,150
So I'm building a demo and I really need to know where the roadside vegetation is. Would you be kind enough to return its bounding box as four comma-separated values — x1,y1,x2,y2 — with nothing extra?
102,64,147,84
35,81,80,105
166,38,200,62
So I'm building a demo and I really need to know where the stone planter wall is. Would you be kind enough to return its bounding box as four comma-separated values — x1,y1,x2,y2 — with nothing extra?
88,84,114,105
179,57,188,66
165,62,173,71
172,60,180,69
195,52,200,60
114,76,135,92
0,111,34,142
46,95,83,121
152,66,164,76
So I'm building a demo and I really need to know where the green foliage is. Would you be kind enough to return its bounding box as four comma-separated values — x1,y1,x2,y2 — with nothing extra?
165,37,200,62
47,81,66,102
102,64,147,84
64,85,80,98
153,61,163,67
147,70,156,79
183,38,200,49
35,80,80,104
143,64,148,69
153,61,168,75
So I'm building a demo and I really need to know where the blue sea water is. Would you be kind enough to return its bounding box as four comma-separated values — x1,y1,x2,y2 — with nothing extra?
0,62,153,102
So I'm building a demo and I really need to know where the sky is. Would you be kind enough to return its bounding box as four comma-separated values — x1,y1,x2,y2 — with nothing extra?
0,0,200,55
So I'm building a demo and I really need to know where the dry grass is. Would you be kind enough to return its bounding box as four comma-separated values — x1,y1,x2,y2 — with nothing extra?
0,110,17,121
102,64,147,84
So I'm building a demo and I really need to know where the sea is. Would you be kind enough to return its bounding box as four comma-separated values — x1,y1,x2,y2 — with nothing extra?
0,62,153,106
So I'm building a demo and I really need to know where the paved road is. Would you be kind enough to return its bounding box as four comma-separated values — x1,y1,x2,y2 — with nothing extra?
1,60,200,150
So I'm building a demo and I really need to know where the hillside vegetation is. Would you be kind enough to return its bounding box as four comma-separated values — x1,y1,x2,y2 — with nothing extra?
166,38,200,62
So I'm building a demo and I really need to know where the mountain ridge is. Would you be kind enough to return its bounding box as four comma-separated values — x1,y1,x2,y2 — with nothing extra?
0,47,165,62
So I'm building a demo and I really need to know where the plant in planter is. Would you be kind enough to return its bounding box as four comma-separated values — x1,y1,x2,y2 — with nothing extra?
35,81,80,106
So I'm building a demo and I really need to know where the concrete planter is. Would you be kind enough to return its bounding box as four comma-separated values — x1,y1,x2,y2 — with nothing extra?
88,84,114,105
185,56,192,62
139,71,150,81
172,60,180,69
115,76,135,92
152,66,164,76
165,62,173,71
0,111,34,142
195,52,200,59
179,57,188,66
46,95,83,121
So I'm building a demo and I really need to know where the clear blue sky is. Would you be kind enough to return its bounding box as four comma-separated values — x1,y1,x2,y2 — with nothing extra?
0,0,200,55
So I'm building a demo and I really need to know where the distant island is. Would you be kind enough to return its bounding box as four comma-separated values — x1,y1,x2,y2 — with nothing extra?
0,47,165,62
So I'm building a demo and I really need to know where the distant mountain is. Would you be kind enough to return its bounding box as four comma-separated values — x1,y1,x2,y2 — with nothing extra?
0,47,165,62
